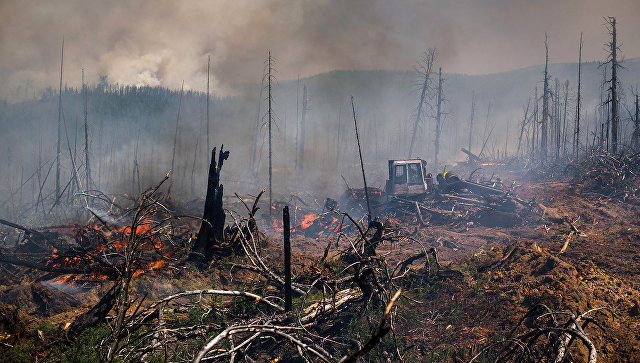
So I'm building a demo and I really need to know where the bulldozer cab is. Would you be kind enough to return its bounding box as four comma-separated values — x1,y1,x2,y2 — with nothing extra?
385,159,430,197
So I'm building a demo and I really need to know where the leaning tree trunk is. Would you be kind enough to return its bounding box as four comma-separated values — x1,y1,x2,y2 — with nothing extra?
189,146,229,267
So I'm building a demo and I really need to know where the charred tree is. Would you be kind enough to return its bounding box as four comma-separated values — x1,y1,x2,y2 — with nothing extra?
55,38,64,204
250,63,266,177
82,68,91,192
297,85,308,177
294,75,300,173
606,17,621,154
170,81,184,178
267,52,273,217
206,55,211,156
517,98,530,157
562,80,569,157
541,33,550,161
189,146,230,267
283,206,292,312
574,32,583,157
532,86,538,159
351,96,372,223
468,92,476,155
635,92,640,149
408,48,436,158
434,67,443,171
555,78,561,160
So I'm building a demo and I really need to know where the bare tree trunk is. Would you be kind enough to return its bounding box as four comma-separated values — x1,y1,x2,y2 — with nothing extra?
575,32,583,157
517,98,530,157
294,75,300,174
468,93,475,155
56,38,64,204
608,17,619,154
351,96,371,223
170,81,185,180
298,85,308,178
250,64,266,177
206,56,211,156
434,67,443,171
267,52,273,218
532,86,538,159
133,131,140,195
82,68,91,192
191,99,203,195
562,80,569,157
634,94,639,149
555,78,561,160
335,103,342,172
408,48,436,158
541,34,550,161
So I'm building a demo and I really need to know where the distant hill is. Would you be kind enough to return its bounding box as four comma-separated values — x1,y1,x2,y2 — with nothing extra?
1,58,639,213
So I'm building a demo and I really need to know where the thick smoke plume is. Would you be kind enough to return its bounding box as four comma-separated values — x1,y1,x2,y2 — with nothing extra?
1,0,640,99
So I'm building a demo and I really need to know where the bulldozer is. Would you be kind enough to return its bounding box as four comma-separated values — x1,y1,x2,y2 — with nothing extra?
384,158,505,199
336,158,509,218
384,159,433,198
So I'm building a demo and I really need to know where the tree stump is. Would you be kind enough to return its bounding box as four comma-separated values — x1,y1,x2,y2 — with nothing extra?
188,146,229,267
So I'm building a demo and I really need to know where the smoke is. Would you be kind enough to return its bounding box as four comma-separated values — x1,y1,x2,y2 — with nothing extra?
1,0,640,100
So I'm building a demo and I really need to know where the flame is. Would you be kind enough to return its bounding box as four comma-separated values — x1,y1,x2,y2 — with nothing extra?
133,259,167,277
270,213,346,238
38,218,173,284
300,214,320,229
116,221,152,235
272,218,284,232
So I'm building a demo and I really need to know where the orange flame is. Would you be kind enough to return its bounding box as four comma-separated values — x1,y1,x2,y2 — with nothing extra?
300,214,320,229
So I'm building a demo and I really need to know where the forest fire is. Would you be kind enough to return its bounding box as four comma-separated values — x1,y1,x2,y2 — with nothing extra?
3,3,640,360
0,215,180,286
271,212,345,238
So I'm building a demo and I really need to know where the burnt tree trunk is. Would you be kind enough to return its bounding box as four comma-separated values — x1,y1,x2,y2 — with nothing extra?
189,146,229,266
541,34,550,161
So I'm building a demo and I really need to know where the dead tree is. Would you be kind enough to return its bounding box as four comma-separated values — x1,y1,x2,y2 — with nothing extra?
297,85,308,177
541,34,550,161
574,32,583,157
267,52,274,217
434,67,444,171
562,80,569,157
551,77,560,161
408,48,436,158
250,63,266,177
634,92,639,148
351,96,372,223
82,68,91,192
189,146,229,266
468,92,476,156
206,55,211,156
170,81,184,178
531,86,539,159
605,17,621,154
294,75,300,172
517,98,531,157
56,37,64,203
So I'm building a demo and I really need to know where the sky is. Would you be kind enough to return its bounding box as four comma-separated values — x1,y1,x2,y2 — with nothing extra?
1,0,639,99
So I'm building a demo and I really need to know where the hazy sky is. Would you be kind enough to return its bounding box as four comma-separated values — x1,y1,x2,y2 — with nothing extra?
1,0,639,99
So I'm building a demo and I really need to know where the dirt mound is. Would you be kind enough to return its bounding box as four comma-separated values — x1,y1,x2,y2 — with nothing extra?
0,283,81,317
487,241,640,361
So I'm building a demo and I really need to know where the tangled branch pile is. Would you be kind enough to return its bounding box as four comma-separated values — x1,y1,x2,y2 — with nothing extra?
573,151,640,201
